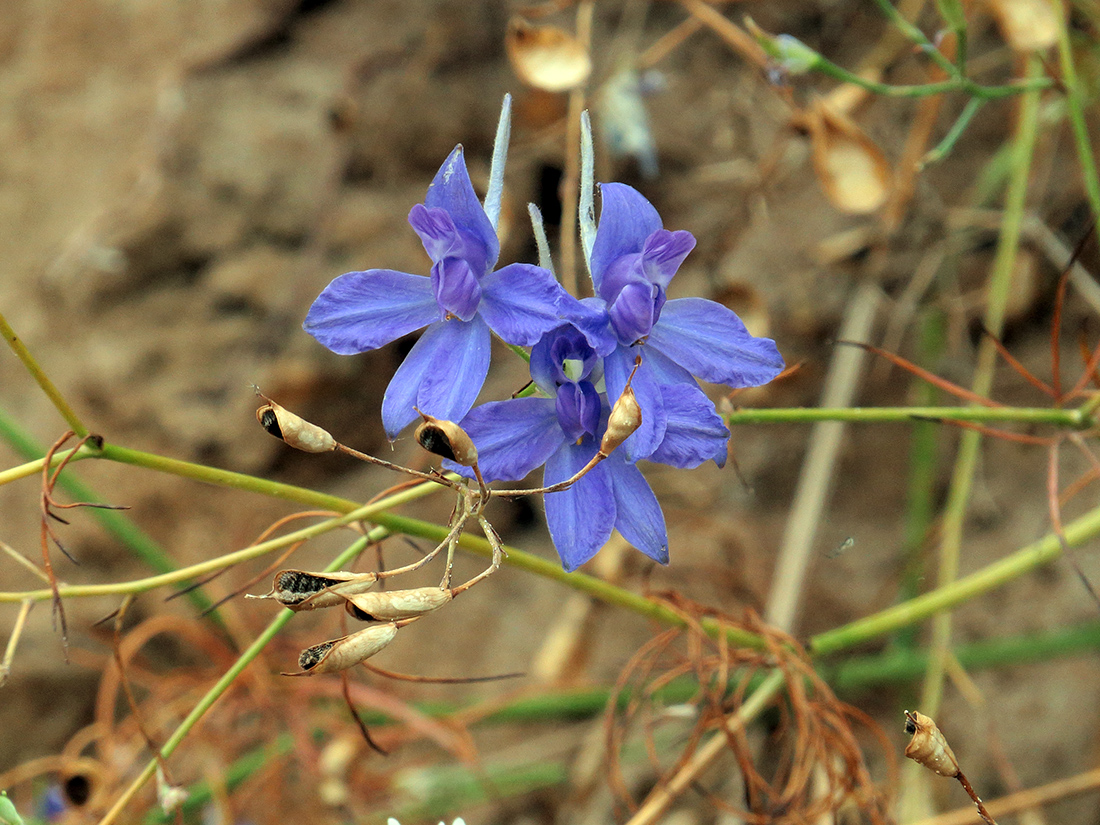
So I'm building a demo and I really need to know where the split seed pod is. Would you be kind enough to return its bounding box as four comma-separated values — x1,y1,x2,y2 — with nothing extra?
255,394,336,453
246,569,377,611
600,385,642,456
289,622,398,676
803,99,891,215
344,586,453,622
904,710,960,778
415,413,478,467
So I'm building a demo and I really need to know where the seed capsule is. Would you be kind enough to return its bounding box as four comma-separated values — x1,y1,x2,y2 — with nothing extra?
343,587,453,622
246,569,378,611
414,413,478,467
600,385,642,456
255,395,336,453
903,710,960,778
289,622,398,675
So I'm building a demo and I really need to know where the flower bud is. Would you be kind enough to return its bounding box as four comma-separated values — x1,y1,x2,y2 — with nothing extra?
414,413,479,467
774,34,821,75
246,569,377,611
289,622,398,675
256,399,336,453
904,710,960,777
343,587,453,622
600,385,642,455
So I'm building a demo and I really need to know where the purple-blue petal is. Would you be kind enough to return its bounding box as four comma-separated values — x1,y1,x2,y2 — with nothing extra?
648,379,730,468
431,257,482,320
544,440,615,571
647,298,785,388
608,280,660,344
555,380,601,442
423,146,500,273
446,397,565,481
604,346,668,461
479,263,571,346
641,229,695,289
562,297,618,358
408,204,463,263
380,316,490,438
303,269,439,355
607,453,669,564
590,183,662,292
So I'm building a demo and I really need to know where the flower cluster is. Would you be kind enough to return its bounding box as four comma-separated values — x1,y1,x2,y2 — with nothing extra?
304,125,783,571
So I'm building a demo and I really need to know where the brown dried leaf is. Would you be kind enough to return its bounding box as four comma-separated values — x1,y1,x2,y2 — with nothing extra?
804,100,892,214
505,17,591,92
986,0,1060,52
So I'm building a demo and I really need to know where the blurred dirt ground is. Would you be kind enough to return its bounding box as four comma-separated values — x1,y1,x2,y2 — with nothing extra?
1,0,1100,823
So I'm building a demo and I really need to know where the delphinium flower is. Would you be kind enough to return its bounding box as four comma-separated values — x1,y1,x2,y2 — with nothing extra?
570,183,785,463
447,324,667,571
304,146,579,439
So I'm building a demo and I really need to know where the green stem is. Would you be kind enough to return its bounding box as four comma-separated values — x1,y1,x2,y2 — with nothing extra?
0,310,88,437
809,490,1100,656
923,97,983,166
920,54,1043,720
868,0,957,76
813,53,1051,99
724,405,1089,427
1057,10,1100,236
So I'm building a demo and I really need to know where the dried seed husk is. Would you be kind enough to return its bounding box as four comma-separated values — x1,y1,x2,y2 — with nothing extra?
904,710,960,777
600,385,642,456
289,622,398,675
415,414,478,467
505,17,591,93
804,100,891,215
986,0,1059,52
256,400,336,453
246,569,377,610
344,587,453,621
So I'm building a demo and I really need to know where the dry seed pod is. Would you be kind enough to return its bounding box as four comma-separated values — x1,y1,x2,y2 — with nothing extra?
255,395,336,453
505,17,591,93
803,100,891,214
246,569,377,611
344,586,453,622
415,413,478,467
986,0,1059,52
289,622,398,675
904,710,960,777
600,385,642,456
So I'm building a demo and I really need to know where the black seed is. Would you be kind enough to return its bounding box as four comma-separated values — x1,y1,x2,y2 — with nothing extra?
259,407,283,439
904,717,917,734
64,774,91,806
276,570,338,603
298,640,336,670
417,424,456,461
347,602,377,622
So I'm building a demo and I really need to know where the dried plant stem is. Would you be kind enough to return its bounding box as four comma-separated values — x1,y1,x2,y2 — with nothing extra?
766,280,881,632
912,765,1100,825
0,599,32,687
623,668,786,825
96,532,378,825
0,310,89,437
956,771,997,825
559,0,593,297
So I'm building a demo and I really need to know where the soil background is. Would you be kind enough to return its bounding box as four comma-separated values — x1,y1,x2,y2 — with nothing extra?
1,1,1100,823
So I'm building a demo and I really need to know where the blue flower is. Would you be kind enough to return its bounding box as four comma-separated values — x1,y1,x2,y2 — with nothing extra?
570,183,785,464
448,325,668,571
304,146,577,439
